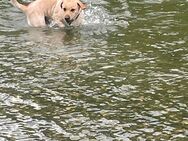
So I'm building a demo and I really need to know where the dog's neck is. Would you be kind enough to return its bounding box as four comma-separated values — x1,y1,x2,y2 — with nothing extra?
75,13,80,21
49,0,61,17
71,7,82,23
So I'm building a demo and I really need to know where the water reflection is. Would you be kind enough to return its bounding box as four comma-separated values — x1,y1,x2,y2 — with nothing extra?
0,0,188,140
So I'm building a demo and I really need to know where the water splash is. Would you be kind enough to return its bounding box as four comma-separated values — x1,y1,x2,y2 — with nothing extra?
83,4,113,26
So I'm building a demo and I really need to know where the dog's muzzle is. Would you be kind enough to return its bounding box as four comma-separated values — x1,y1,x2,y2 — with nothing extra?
64,15,73,25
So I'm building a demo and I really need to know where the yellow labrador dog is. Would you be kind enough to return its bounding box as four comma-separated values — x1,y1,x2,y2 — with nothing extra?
10,0,87,27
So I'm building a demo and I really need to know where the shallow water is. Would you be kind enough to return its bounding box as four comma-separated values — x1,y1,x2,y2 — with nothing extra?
0,0,188,140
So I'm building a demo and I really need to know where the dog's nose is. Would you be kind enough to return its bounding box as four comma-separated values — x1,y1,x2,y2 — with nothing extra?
65,15,71,23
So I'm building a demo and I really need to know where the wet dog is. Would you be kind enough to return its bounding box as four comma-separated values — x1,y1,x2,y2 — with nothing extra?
10,0,86,27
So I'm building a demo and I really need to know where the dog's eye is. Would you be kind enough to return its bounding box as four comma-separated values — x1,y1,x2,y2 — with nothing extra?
71,9,75,12
63,8,67,11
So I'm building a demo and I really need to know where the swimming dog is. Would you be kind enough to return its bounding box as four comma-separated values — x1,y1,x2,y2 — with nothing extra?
10,0,87,27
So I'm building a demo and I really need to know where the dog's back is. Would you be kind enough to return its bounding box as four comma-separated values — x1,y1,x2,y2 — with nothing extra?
11,0,30,12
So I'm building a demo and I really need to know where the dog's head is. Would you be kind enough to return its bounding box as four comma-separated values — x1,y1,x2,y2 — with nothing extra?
57,0,86,25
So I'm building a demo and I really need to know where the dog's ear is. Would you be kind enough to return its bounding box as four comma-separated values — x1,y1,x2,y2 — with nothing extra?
53,0,64,16
77,0,87,10
60,2,63,8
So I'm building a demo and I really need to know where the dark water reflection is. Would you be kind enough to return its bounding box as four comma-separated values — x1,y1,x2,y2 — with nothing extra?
0,0,188,140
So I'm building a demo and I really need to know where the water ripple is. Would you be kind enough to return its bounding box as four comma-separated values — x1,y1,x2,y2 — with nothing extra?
0,0,188,140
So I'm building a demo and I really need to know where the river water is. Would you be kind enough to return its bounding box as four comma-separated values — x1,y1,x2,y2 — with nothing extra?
0,0,188,140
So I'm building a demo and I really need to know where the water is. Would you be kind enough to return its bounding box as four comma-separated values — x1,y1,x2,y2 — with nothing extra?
0,0,188,140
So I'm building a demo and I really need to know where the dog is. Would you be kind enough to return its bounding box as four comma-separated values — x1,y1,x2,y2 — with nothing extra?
10,0,87,27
